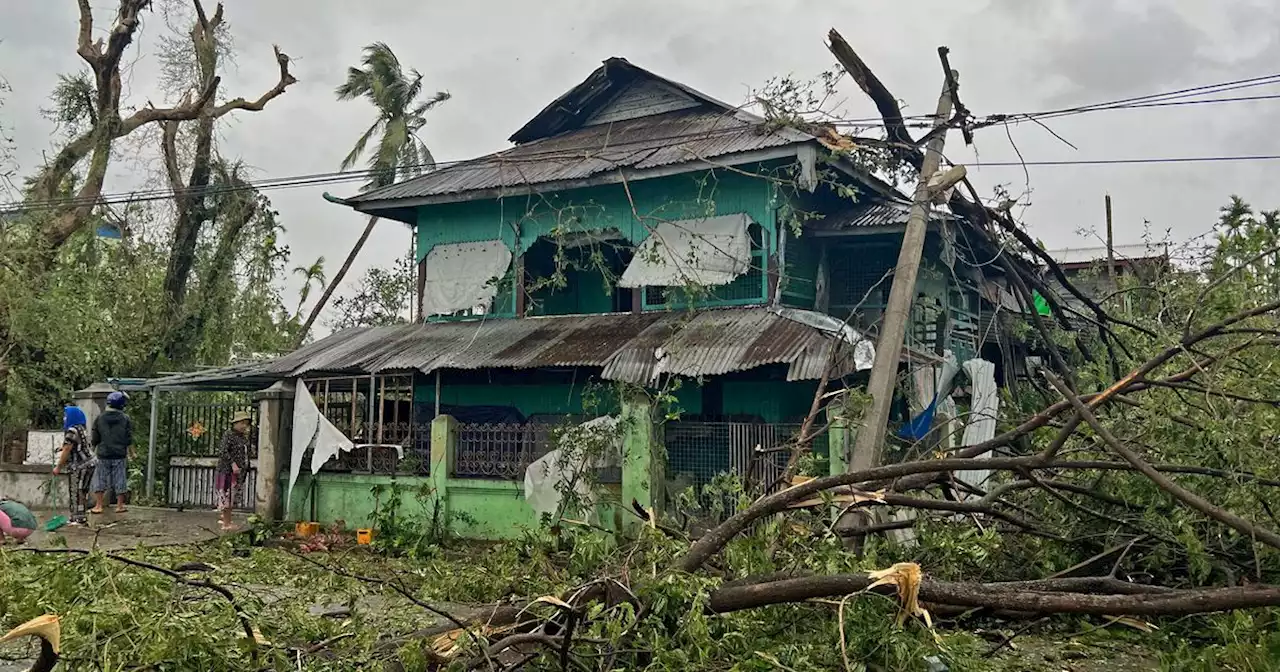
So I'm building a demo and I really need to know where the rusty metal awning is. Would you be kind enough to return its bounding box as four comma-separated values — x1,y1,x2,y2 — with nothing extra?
144,307,938,391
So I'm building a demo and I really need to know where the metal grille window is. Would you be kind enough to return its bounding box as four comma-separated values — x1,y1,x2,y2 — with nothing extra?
454,422,557,480
828,243,898,310
642,224,767,308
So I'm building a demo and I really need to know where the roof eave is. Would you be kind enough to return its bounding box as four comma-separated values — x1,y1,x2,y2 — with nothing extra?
347,144,811,211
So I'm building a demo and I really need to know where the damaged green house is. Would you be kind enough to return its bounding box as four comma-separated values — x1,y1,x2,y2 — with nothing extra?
143,57,1022,538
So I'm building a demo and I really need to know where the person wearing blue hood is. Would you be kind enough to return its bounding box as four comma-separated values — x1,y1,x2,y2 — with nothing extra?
53,405,96,524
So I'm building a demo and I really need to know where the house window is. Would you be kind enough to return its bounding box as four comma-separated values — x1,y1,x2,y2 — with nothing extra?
828,242,899,311
421,240,515,321
523,232,633,316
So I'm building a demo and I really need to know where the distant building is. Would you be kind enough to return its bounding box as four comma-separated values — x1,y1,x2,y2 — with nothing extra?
1046,243,1170,314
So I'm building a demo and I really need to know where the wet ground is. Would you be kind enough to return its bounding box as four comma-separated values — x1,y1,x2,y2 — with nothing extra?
21,505,248,551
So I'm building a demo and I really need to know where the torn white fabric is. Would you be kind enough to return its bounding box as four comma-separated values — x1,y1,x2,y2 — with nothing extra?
286,381,320,518
956,359,999,491
618,214,752,288
421,240,513,316
524,417,621,521
309,413,355,476
285,380,355,518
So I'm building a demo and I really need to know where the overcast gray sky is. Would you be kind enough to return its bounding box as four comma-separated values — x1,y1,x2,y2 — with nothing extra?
3,0,1279,332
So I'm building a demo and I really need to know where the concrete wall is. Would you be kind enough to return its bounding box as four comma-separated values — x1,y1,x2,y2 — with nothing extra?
280,472,623,540
0,465,60,509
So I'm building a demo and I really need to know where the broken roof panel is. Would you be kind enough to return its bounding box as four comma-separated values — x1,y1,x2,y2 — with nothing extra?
814,200,956,231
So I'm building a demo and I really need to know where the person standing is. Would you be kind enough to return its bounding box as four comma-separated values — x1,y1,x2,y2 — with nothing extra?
90,391,133,514
52,405,96,525
214,411,252,531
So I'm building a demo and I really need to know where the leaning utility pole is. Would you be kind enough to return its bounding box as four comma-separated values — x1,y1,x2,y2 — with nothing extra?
1105,194,1116,286
848,64,960,473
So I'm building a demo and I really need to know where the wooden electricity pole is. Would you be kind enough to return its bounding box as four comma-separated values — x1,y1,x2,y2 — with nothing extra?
848,69,959,473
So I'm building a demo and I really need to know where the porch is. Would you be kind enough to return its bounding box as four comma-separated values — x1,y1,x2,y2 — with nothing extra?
132,306,912,539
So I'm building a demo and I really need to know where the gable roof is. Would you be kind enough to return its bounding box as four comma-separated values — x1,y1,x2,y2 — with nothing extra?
509,57,753,144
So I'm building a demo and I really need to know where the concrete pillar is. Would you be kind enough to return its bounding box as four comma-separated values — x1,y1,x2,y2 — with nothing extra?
429,415,456,520
620,391,661,528
253,380,293,520
72,382,115,438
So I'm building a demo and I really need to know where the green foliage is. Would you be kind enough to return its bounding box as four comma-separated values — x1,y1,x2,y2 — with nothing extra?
327,255,414,330
336,42,451,190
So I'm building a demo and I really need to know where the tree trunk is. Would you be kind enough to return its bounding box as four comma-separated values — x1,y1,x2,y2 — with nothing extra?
163,187,259,365
296,215,380,346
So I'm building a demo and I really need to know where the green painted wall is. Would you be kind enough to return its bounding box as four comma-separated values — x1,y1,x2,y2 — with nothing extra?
416,168,777,259
415,166,781,317
780,228,820,309
721,380,818,423
413,380,619,418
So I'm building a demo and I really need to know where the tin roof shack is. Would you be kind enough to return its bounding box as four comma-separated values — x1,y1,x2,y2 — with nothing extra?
148,57,1022,538
1046,243,1170,317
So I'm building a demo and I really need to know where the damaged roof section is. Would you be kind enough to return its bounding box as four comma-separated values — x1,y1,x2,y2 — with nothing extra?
339,57,821,216
813,199,956,232
145,307,937,391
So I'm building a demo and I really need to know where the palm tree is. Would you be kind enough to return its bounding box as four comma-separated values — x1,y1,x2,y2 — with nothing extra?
295,43,449,344
292,256,327,315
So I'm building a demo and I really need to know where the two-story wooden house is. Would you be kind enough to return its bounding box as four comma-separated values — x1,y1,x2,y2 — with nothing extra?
145,58,1020,536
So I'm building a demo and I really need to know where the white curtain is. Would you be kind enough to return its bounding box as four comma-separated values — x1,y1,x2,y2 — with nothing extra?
524,417,620,522
421,240,513,316
618,214,752,288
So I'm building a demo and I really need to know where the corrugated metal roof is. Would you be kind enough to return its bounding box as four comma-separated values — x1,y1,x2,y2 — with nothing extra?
145,307,934,390
815,200,956,230
1049,243,1169,266
347,108,810,205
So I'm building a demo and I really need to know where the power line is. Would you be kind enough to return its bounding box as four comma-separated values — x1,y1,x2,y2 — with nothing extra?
974,154,1280,167
8,71,1280,214
824,72,1280,127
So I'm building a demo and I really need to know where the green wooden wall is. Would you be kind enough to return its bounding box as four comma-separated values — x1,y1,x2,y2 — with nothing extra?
415,166,780,316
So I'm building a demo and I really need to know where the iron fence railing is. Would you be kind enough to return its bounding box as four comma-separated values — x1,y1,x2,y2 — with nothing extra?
314,422,432,476
454,422,557,480
664,421,829,517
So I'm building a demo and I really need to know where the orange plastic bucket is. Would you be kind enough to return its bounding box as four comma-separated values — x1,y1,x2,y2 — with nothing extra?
356,529,374,545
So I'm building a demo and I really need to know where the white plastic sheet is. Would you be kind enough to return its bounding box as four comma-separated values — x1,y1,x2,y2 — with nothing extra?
285,380,354,518
956,359,999,490
618,214,752,288
421,240,513,316
524,416,621,521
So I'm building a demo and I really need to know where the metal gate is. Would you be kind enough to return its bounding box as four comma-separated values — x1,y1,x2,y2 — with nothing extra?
160,398,257,511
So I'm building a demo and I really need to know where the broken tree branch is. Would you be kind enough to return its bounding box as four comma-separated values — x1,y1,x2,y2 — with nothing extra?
708,573,1280,616
1043,370,1280,550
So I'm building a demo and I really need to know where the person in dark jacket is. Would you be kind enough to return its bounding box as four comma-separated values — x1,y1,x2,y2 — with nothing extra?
91,391,134,514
